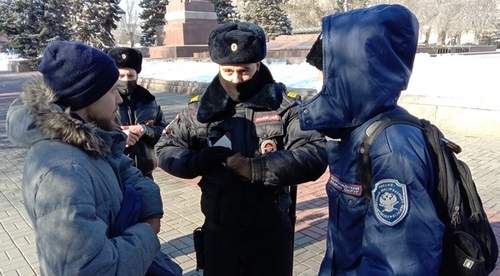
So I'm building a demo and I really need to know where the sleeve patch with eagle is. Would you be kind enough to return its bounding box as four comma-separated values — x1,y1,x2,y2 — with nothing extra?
372,179,408,226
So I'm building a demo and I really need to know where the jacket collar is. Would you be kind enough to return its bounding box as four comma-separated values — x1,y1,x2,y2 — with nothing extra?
197,64,283,123
121,85,155,105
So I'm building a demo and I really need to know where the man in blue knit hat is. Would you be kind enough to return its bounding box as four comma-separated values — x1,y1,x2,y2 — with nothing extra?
6,41,181,275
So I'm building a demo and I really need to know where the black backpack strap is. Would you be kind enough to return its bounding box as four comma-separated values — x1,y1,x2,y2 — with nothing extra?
357,112,423,200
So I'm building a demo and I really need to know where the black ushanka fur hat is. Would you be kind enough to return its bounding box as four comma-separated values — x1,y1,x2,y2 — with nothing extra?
209,22,267,64
306,33,323,71
106,47,143,74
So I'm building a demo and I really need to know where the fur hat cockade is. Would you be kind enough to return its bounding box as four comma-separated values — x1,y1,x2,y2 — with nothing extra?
106,47,143,74
38,41,119,111
209,22,267,64
306,33,323,71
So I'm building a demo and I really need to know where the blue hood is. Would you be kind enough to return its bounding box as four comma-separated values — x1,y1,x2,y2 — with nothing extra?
299,4,418,131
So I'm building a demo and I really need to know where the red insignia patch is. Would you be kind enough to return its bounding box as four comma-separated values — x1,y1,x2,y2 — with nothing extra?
254,114,281,124
260,139,277,154
328,174,363,197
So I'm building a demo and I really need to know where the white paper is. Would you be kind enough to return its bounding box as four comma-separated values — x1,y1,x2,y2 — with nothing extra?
213,133,232,149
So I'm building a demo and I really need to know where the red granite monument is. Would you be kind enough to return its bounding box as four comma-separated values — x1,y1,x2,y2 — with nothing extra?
149,0,219,59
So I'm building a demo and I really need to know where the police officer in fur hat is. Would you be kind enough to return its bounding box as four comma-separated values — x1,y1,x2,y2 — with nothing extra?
107,47,167,180
156,22,327,275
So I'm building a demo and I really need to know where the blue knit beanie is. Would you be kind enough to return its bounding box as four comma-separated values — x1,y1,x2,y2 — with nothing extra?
39,41,119,110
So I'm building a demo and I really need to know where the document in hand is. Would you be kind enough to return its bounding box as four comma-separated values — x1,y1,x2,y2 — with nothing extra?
212,132,232,149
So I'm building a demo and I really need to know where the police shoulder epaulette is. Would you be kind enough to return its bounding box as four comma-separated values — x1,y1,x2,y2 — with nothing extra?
286,92,298,99
189,95,200,104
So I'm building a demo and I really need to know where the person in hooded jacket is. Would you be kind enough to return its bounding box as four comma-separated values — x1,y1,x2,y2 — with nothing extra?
299,5,445,275
155,22,327,276
5,41,173,275
106,47,167,180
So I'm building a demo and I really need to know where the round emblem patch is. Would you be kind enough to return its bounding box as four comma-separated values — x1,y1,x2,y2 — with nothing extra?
231,43,238,52
372,179,408,226
260,139,277,154
121,53,127,59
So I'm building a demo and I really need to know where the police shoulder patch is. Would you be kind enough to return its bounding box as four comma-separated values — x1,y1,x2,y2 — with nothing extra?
372,179,408,226
189,95,200,104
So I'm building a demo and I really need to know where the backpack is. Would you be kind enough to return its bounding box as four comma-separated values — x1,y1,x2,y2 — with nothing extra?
357,112,498,276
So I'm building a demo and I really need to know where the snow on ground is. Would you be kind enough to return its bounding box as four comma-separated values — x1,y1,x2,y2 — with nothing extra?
1,51,498,102
0,51,20,60
140,53,500,102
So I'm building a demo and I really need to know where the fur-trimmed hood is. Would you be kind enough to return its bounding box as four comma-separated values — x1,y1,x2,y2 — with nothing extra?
6,78,122,157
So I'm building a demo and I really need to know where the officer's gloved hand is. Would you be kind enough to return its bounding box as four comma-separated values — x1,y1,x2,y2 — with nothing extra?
226,153,252,182
196,146,234,176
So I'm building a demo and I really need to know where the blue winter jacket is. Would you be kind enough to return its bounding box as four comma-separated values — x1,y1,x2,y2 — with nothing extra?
299,5,445,275
6,79,164,275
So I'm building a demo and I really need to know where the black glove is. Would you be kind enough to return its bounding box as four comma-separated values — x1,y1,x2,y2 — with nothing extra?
226,153,252,182
196,146,234,176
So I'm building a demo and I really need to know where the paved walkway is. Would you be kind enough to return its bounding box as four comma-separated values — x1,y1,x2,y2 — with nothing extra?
0,71,500,275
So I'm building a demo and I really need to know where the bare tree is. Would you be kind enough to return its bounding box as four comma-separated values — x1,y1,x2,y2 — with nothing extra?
114,0,141,46
283,0,369,30
460,0,498,43
369,0,499,45
336,0,369,12
283,0,334,29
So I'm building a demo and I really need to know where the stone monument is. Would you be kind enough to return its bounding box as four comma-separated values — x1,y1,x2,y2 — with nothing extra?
149,0,219,59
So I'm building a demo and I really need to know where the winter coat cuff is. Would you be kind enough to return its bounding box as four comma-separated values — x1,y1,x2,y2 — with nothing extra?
190,152,202,176
251,158,265,183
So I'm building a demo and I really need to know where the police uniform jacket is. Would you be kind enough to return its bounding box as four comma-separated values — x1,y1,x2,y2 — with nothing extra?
299,5,445,275
116,85,167,176
156,64,327,231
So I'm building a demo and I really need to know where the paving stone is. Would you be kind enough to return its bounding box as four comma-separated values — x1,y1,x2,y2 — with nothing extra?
1,257,31,275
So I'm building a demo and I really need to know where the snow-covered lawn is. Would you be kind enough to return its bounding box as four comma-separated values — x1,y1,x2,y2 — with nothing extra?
140,52,500,103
